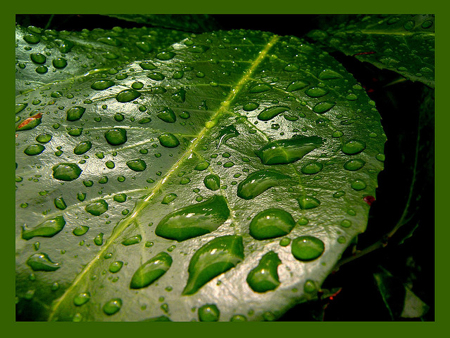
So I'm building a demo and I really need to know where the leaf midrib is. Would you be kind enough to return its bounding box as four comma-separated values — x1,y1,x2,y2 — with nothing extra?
47,34,280,320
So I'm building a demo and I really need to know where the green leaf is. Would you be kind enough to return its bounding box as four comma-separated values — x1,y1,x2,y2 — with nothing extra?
105,14,220,33
15,24,190,95
15,30,385,321
307,14,435,88
373,266,429,319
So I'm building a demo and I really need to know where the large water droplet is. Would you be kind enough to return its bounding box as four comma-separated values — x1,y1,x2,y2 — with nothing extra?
73,141,92,155
301,162,323,174
157,108,176,123
246,251,281,293
66,106,86,121
237,170,290,200
26,253,60,271
342,139,366,155
204,174,220,191
318,69,342,80
256,136,324,165
147,72,165,81
126,159,147,171
52,163,82,181
16,113,42,131
198,304,220,322
52,57,67,69
158,133,179,148
24,144,45,156
85,199,108,216
103,298,122,315
249,208,295,240
30,53,46,64
298,195,320,209
249,83,272,93
257,106,289,121
156,51,176,60
286,80,309,92
91,80,115,90
105,128,127,145
74,292,90,306
195,161,210,171
305,87,328,97
22,216,66,240
182,235,244,295
291,236,325,261
344,159,365,171
155,195,230,242
130,252,173,289
116,89,141,103
313,101,335,114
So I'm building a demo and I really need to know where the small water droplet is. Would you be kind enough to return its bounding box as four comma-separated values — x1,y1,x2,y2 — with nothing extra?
54,197,67,210
73,226,89,236
351,180,367,191
305,87,328,98
36,134,52,143
73,141,92,155
249,83,271,93
157,108,176,123
286,80,309,92
103,298,122,316
313,101,335,114
298,195,320,209
122,235,142,246
291,236,325,261
343,159,365,171
301,162,323,175
162,193,177,204
257,106,289,121
91,80,115,90
116,89,141,103
304,280,316,293
340,219,352,228
342,139,366,155
195,161,209,171
279,237,291,246
156,51,176,60
243,102,259,111
85,199,108,216
318,69,342,80
66,106,86,121
74,292,90,306
147,72,165,81
109,261,123,273
230,315,247,322
94,233,104,246
126,159,147,171
249,208,295,240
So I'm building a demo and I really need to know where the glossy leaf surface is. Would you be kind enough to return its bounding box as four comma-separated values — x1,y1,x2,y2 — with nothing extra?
15,29,385,321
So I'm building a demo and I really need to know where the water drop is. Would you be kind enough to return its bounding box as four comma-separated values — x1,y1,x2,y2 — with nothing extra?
230,315,247,322
217,125,239,148
66,106,86,121
301,162,323,175
54,197,67,210
130,252,173,289
313,101,335,114
85,199,108,216
103,298,122,316
305,87,328,97
22,216,66,240
24,144,45,156
36,134,52,143
172,88,186,103
158,133,180,148
256,136,324,165
246,251,281,293
257,106,289,121
52,57,67,69
74,292,90,306
24,34,40,44
109,261,123,273
116,89,141,102
344,159,365,171
340,219,352,228
341,139,366,155
286,80,309,92
147,72,165,81
52,163,82,181
162,193,177,204
284,63,299,72
249,208,295,240
94,233,104,246
105,128,127,145
73,141,92,155
204,174,220,191
30,53,46,64
91,80,115,90
140,62,157,70
157,108,176,123
73,226,89,236
26,253,60,271
182,235,244,295
195,161,210,171
198,304,220,322
298,195,320,209
243,102,259,111
351,180,367,190
155,195,230,242
318,69,342,80
249,83,271,93
16,112,42,131
304,280,316,293
126,159,147,171
291,236,325,261
280,237,291,246
237,170,290,200
122,235,142,246
156,51,176,60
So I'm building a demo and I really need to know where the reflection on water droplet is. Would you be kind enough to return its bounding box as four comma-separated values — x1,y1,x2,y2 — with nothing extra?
109,261,123,273
91,80,115,90
304,280,316,293
291,236,325,261
116,89,141,103
249,83,271,93
313,101,335,114
318,69,342,80
247,251,281,293
286,80,309,92
198,304,220,322
230,315,247,322
130,252,173,289
73,141,92,155
249,208,295,240
162,193,177,204
305,87,328,97
243,102,259,111
183,235,244,295
155,195,230,242
157,108,176,123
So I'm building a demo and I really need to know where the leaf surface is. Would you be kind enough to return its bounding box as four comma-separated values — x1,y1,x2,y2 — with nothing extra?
15,29,385,321
307,14,435,88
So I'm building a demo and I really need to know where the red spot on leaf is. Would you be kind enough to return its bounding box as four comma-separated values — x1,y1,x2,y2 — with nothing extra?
352,51,376,57
17,113,42,130
363,195,376,206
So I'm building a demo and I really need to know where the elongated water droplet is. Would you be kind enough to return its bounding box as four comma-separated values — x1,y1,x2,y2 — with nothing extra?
318,69,342,80
155,195,230,242
183,235,244,295
54,197,67,210
162,193,177,204
94,233,104,246
16,112,42,131
105,128,127,145
35,134,52,144
73,141,92,155
109,261,123,273
198,304,220,322
158,133,179,148
351,180,367,190
256,136,324,165
344,159,365,171
147,72,165,81
27,253,60,271
230,315,247,322
301,162,323,174
156,51,175,60
249,208,295,240
313,101,335,114
122,235,142,246
204,174,220,191
22,216,66,240
91,80,115,90
52,163,82,181
74,292,90,306
291,236,325,261
103,298,122,315
30,53,46,64
126,159,147,171
305,87,328,98
24,144,45,156
342,139,366,155
130,252,173,289
237,170,290,200
116,89,140,102
66,106,86,121
85,199,108,216
243,102,259,111
157,108,176,123
250,83,271,93
246,251,281,293
286,80,309,92
298,195,320,209
73,226,89,236
257,106,289,121
195,161,210,171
